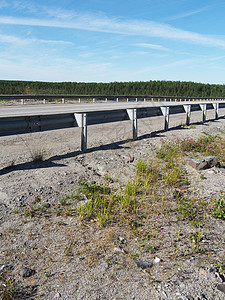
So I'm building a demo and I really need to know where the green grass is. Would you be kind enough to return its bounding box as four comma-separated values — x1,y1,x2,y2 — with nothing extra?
210,192,225,220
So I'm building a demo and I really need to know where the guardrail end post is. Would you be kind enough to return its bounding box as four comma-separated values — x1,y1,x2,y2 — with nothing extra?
213,103,219,120
81,113,87,152
127,109,138,140
74,113,87,152
160,107,170,131
184,104,191,126
200,104,207,123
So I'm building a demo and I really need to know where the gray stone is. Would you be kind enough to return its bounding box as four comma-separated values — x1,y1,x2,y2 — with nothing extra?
189,156,219,170
54,292,61,298
20,266,35,278
133,259,153,269
217,283,225,294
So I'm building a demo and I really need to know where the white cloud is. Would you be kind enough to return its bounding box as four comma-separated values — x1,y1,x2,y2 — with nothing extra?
0,33,73,46
166,7,208,21
136,43,171,52
0,13,225,49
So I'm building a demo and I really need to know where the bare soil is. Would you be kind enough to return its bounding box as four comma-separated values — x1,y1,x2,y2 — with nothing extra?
0,110,225,300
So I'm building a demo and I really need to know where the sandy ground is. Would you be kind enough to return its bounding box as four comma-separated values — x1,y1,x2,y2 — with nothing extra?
0,108,225,299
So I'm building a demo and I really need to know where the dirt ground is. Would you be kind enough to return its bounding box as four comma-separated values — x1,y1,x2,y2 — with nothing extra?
0,108,225,299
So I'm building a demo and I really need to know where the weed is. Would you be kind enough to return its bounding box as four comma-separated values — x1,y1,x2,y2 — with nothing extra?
76,181,114,226
64,206,72,216
30,148,46,162
105,174,113,183
0,275,15,300
200,174,205,180
210,192,225,220
171,241,179,256
156,140,179,162
44,271,52,278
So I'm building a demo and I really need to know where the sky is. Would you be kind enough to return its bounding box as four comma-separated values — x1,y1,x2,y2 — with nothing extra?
0,0,225,84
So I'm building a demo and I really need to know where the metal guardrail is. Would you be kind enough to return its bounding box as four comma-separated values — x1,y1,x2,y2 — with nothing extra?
0,94,225,104
1,100,225,151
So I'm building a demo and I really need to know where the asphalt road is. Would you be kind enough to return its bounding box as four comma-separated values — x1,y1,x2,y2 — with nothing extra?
0,101,208,118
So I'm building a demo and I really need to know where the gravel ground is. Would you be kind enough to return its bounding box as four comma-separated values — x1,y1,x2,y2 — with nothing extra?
0,108,225,299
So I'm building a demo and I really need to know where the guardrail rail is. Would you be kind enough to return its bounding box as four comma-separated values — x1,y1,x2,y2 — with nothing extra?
1,97,225,151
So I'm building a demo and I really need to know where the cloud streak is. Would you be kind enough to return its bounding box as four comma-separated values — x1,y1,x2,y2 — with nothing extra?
0,12,225,49
0,33,73,46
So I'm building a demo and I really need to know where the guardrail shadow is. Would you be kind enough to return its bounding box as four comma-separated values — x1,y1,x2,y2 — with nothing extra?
0,124,194,176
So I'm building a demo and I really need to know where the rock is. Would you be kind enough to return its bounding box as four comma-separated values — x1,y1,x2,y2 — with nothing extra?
154,257,161,264
114,247,125,254
0,265,13,272
76,193,92,209
189,156,219,170
133,259,153,269
20,266,35,278
54,292,61,298
217,283,225,294
118,236,127,244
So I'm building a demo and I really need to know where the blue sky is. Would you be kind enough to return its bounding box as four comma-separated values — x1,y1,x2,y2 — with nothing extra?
0,0,225,83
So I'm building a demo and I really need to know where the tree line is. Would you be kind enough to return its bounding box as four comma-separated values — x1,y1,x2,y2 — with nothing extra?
0,80,225,97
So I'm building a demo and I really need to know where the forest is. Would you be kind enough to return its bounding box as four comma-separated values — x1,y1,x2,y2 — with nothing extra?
0,80,225,97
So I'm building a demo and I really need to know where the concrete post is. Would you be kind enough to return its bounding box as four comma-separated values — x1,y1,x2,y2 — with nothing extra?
62,98,65,104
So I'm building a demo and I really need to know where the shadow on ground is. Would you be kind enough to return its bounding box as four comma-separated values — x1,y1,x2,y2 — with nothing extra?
0,121,210,176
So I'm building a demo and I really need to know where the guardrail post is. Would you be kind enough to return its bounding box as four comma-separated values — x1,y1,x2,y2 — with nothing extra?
161,107,169,131
127,98,129,102
43,98,46,104
184,104,191,126
200,104,207,122
127,109,137,140
136,98,138,102
74,113,87,152
213,103,219,120
117,98,119,102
